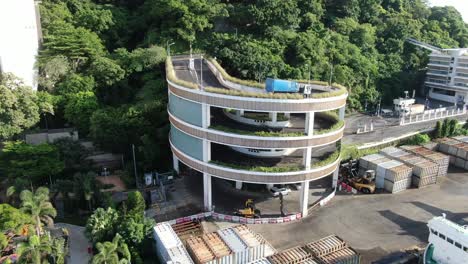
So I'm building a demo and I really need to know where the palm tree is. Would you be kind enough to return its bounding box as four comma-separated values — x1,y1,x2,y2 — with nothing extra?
19,187,57,236
17,234,52,264
92,234,131,264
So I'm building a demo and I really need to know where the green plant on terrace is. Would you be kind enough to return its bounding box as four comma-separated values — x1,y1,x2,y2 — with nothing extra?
209,160,304,172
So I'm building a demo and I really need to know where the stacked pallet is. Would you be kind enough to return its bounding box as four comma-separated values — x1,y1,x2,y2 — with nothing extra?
304,235,360,264
400,145,449,177
172,221,203,242
380,147,438,188
186,236,216,264
202,232,233,262
268,246,312,264
359,154,412,193
318,247,360,264
436,138,468,169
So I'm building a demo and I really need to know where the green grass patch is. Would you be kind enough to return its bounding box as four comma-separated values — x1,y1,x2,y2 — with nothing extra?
312,151,340,168
209,125,305,137
210,160,304,172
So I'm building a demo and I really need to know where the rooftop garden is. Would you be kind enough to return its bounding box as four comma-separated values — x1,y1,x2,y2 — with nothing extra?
167,56,347,100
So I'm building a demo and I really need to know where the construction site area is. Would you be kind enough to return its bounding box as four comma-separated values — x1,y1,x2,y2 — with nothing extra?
154,221,361,264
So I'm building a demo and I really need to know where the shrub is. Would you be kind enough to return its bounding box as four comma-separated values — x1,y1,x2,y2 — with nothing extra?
312,151,340,168
404,134,431,145
209,125,305,137
209,160,303,172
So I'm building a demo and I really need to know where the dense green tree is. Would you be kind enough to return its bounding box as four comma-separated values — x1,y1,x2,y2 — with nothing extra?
116,217,154,247
0,141,64,184
85,207,119,244
37,55,72,91
52,138,90,170
142,0,227,42
19,187,57,236
89,57,126,86
55,74,95,96
92,234,131,264
125,191,145,220
0,74,41,140
39,22,105,68
0,204,33,232
64,91,99,135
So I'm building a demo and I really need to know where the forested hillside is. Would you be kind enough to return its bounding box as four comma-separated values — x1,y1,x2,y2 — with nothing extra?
8,0,468,171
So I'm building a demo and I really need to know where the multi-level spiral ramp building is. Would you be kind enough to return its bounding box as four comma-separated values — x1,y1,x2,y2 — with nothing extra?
167,55,347,217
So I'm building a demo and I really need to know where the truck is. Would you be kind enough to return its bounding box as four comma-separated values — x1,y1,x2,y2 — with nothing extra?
265,78,315,94
266,78,299,93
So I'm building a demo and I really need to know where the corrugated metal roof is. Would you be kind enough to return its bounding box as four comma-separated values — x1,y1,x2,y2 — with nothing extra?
217,228,248,252
154,223,182,249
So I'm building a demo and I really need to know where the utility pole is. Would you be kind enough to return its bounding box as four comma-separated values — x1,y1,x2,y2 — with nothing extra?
132,144,138,189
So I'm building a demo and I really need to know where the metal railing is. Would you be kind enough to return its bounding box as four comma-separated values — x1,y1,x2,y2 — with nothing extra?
400,107,466,126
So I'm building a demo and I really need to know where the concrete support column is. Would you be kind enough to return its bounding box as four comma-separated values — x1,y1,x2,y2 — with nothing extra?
339,107,345,120
203,140,211,162
305,111,315,135
332,167,339,188
203,173,212,211
265,183,274,190
172,153,179,173
269,112,277,123
285,113,291,118
202,104,211,128
235,181,243,190
303,147,312,170
299,181,310,217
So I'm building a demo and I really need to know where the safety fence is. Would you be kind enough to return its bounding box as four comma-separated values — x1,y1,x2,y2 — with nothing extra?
400,107,466,126
165,189,340,226
166,211,303,226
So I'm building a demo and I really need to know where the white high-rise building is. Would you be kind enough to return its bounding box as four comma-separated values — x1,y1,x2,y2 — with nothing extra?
0,0,41,90
426,48,468,105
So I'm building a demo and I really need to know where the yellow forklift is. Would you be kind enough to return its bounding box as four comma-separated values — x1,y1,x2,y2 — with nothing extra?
341,160,376,194
234,199,261,218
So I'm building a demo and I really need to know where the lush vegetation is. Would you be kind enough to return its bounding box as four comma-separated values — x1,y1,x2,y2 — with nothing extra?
85,191,155,263
0,187,68,264
0,0,466,177
312,150,340,168
209,125,305,137
434,118,468,138
210,160,304,172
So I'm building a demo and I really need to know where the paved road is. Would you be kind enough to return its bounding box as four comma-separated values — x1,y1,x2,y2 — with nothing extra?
56,223,91,264
343,112,467,145
249,168,468,262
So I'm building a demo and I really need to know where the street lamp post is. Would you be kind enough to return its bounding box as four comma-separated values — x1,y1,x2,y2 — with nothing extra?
166,40,175,57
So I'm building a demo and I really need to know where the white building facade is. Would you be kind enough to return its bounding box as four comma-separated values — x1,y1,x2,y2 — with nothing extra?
0,0,41,90
426,48,468,105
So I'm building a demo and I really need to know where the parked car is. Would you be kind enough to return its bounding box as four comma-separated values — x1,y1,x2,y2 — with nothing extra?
269,186,291,197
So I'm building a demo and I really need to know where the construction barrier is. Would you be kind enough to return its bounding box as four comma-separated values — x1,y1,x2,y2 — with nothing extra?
166,212,303,226
319,190,336,207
